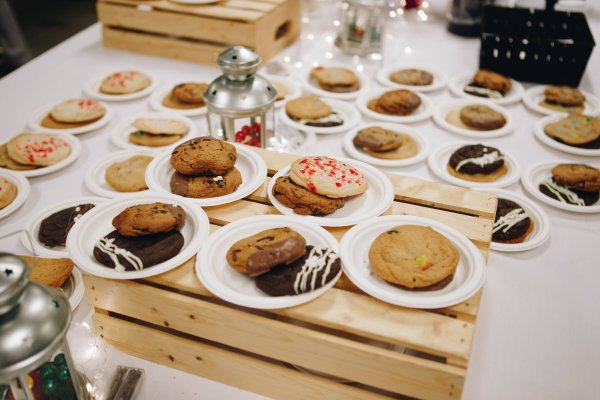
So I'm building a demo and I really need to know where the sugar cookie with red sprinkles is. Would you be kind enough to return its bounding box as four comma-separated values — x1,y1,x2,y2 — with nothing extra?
289,156,368,198
7,133,71,167
0,177,17,210
100,70,151,95
50,98,106,123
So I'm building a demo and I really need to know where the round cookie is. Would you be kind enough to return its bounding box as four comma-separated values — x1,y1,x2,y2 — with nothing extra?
272,176,345,216
552,164,600,192
285,96,333,120
288,156,368,198
170,137,237,176
370,90,421,116
365,135,418,160
0,143,37,171
170,167,242,198
0,177,17,210
459,105,506,130
473,69,512,94
100,70,151,94
129,132,183,147
368,225,459,289
50,99,106,123
7,133,71,167
492,198,532,243
539,179,599,206
353,127,404,152
105,155,153,192
112,202,186,237
310,67,360,93
544,114,600,146
93,229,184,272
38,204,96,247
544,86,585,107
226,227,307,275
389,69,433,86
255,246,341,296
171,83,208,105
448,144,507,182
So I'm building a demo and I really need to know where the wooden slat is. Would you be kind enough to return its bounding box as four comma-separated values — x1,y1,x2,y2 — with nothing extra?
222,0,276,12
98,3,256,46
93,313,394,400
87,278,466,399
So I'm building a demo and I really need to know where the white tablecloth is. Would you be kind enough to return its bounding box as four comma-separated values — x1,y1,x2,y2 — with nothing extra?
1,2,599,399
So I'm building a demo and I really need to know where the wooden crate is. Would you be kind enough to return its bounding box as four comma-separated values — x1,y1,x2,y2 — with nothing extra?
96,0,300,64
84,146,497,400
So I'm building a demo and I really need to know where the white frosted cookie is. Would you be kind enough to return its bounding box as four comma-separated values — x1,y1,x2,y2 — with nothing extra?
100,70,151,94
0,176,17,209
50,98,106,123
288,156,368,198
7,133,71,166
133,118,188,135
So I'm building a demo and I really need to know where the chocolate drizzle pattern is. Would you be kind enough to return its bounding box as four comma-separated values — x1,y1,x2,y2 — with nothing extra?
293,247,336,294
95,237,144,272
493,208,529,234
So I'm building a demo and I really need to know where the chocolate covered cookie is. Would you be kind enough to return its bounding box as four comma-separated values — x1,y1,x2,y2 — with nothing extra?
112,202,186,237
38,203,96,247
492,198,533,243
170,167,242,198
448,144,507,182
93,229,184,272
272,176,345,216
539,179,599,206
255,245,341,296
170,137,237,176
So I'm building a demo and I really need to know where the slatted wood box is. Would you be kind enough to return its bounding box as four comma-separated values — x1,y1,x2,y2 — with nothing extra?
83,146,497,400
96,0,300,64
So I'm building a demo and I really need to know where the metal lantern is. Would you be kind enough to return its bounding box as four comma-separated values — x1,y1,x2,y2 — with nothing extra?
204,46,277,148
0,254,87,400
336,0,386,55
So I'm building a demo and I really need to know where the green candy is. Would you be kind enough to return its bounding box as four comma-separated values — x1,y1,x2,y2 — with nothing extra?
53,353,67,365
56,364,71,381
42,379,57,395
39,364,56,379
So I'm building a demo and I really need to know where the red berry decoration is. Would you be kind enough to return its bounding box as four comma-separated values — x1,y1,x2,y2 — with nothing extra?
234,122,262,147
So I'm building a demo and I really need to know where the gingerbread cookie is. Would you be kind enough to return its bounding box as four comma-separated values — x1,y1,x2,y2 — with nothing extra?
459,105,506,130
544,114,600,147
492,198,533,244
50,99,105,123
0,177,17,210
368,90,421,116
7,133,71,167
310,67,360,93
100,70,151,94
369,225,459,289
170,137,237,176
226,227,307,275
389,69,433,86
272,176,345,216
255,246,341,296
112,202,186,237
170,167,242,198
552,164,600,192
289,156,368,198
38,204,96,248
105,155,153,192
448,144,507,182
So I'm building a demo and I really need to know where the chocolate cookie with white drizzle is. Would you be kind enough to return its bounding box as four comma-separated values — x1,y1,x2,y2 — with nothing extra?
493,198,533,243
255,245,341,296
447,144,508,182
539,179,599,206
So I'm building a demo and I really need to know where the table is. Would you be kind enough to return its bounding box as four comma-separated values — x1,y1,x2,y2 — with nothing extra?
1,1,599,399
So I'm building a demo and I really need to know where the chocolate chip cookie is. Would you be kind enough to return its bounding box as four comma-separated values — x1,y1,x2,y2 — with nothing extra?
389,69,433,86
368,90,421,116
353,126,404,152
472,69,512,95
112,202,186,237
544,86,585,107
170,137,237,176
171,83,208,105
105,155,153,192
552,164,600,192
544,113,600,147
459,105,506,130
170,167,242,198
272,176,345,216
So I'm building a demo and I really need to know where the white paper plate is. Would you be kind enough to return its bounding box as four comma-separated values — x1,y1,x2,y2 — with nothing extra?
448,71,524,105
146,142,267,207
428,142,521,189
64,268,84,310
339,215,486,309
196,215,341,309
110,112,198,151
433,99,514,138
66,193,210,279
85,149,156,198
0,171,29,220
148,84,208,117
342,123,429,167
533,114,600,157
267,157,395,227
356,89,434,124
0,134,81,178
376,63,447,93
279,98,360,135
28,101,113,135
83,69,159,102
301,65,369,100
21,197,106,258
523,85,600,116
473,188,551,253
263,75,303,109
521,160,600,213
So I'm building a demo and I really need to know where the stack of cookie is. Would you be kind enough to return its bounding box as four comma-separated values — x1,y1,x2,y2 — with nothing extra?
310,66,360,93
368,89,421,116
447,144,507,183
541,86,585,112
539,163,600,206
93,202,186,272
42,98,106,129
169,137,242,198
163,82,208,110
353,126,418,160
464,69,512,99
226,227,341,296
129,118,189,147
285,96,343,127
272,156,368,216
0,133,71,172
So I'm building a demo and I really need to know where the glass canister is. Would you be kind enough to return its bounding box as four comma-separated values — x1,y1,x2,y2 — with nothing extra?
204,46,277,148
335,0,386,55
0,253,89,400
